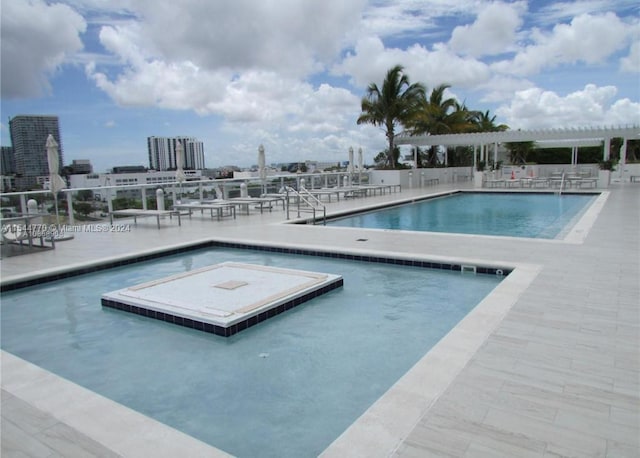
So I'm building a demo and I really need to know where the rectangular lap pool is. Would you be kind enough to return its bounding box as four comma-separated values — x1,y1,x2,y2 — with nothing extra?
1,245,503,458
327,191,598,239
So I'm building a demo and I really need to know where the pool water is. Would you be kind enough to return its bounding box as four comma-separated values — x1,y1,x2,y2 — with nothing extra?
327,192,597,239
1,247,502,457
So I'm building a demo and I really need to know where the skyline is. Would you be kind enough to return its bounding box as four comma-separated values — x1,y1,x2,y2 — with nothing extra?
1,0,639,173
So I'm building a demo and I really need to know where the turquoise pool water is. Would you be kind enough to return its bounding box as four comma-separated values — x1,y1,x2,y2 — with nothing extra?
327,192,597,238
1,247,502,457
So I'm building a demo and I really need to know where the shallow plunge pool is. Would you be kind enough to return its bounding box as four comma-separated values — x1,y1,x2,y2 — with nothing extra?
1,246,503,457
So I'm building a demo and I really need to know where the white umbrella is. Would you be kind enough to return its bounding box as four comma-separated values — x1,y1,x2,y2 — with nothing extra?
175,140,185,203
175,140,186,183
348,147,354,174
348,147,354,187
46,134,66,219
46,134,73,242
258,144,266,194
358,147,363,184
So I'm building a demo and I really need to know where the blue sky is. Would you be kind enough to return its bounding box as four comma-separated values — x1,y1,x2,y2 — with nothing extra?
1,0,638,173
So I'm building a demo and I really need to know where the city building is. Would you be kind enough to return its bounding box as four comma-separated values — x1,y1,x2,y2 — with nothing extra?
68,159,93,175
147,136,205,171
1,146,16,175
112,165,147,174
0,175,15,192
69,169,205,200
9,115,63,190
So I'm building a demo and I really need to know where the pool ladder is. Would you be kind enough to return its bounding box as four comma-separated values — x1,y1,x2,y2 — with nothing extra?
558,171,566,195
284,186,326,225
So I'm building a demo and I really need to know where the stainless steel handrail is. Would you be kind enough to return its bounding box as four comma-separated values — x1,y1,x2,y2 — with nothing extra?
284,187,326,225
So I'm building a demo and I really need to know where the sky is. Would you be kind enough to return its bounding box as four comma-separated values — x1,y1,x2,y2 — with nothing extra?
1,0,639,173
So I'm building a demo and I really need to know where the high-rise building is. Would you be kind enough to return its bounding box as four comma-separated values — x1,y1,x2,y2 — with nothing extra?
9,115,63,190
1,146,16,175
147,136,205,171
68,159,93,175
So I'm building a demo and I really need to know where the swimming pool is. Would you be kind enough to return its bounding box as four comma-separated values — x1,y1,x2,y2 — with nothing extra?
1,246,502,457
327,191,598,239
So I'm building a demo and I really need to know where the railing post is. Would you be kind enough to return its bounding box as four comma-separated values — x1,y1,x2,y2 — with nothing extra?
285,187,290,220
66,191,75,224
142,188,148,210
106,187,113,214
19,194,27,214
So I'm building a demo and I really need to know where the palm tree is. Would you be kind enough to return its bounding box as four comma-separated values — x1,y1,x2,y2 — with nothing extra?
504,141,535,165
408,84,476,166
471,110,509,133
411,85,473,134
357,65,425,168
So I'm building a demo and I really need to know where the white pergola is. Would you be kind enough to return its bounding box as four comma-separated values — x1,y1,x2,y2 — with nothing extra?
396,125,640,170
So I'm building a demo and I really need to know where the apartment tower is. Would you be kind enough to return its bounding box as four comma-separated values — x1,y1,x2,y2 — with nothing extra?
9,115,63,190
147,136,205,171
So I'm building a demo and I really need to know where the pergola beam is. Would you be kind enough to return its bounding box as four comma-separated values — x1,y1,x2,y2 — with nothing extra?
395,125,640,147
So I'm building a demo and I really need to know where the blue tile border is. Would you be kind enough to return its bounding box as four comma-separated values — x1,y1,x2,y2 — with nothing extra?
211,241,511,276
0,242,214,292
1,240,510,292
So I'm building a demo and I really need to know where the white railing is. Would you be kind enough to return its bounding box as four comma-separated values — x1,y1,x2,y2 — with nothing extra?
1,172,356,225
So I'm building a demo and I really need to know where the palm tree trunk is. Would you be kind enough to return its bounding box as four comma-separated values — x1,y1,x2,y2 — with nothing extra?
388,139,395,168
387,129,395,168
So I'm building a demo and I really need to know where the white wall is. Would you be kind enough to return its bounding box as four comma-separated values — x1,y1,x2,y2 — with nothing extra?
370,167,474,187
618,162,640,182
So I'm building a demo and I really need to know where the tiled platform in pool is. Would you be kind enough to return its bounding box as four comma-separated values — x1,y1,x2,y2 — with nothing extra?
101,262,343,336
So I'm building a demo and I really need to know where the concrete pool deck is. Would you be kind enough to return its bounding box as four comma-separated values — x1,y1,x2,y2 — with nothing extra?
1,182,638,457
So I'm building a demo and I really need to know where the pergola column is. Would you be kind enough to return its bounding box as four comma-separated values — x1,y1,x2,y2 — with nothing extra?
619,138,627,180
603,137,611,161
473,145,477,169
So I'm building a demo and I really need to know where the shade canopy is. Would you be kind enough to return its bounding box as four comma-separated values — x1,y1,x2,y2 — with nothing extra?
46,134,66,193
175,141,186,183
258,144,266,181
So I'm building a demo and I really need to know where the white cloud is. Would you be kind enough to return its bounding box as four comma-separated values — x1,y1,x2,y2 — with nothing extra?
214,78,361,144
87,53,231,114
476,75,536,103
449,1,525,57
620,41,640,73
84,0,367,120
114,0,366,77
496,84,640,129
531,0,637,25
0,0,86,98
360,0,504,39
493,12,632,76
360,1,435,38
335,37,491,90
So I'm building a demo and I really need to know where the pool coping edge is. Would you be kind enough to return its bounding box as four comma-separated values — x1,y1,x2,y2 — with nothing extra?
320,261,542,457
